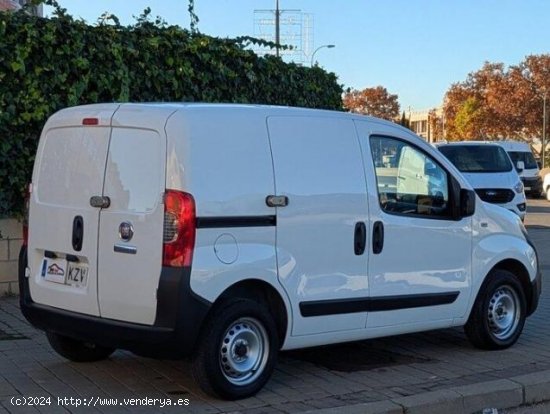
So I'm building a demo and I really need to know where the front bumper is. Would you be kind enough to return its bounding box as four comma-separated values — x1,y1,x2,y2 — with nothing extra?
525,236,542,317
522,176,543,196
18,246,210,358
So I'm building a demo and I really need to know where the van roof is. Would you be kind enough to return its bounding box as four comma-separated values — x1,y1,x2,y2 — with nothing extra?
491,140,532,151
54,102,414,135
435,140,531,150
116,102,380,120
435,141,501,147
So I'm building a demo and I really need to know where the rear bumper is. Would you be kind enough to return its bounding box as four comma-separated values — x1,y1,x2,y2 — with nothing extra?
18,246,211,358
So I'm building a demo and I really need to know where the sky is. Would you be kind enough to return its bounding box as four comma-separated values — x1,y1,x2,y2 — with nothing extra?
45,1,550,112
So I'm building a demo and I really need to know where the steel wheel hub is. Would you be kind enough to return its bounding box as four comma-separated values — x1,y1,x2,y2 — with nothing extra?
219,317,269,386
487,285,520,340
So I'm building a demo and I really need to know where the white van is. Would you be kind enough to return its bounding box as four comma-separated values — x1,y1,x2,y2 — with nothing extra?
20,104,541,400
495,141,542,198
437,142,527,220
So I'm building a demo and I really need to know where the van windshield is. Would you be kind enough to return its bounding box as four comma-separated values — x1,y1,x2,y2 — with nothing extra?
508,151,538,170
438,145,513,173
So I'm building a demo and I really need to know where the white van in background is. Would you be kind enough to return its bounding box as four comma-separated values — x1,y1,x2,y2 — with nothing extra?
437,142,527,220
495,141,542,198
20,104,540,399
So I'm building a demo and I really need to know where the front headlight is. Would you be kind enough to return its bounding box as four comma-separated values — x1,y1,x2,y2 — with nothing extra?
514,181,524,194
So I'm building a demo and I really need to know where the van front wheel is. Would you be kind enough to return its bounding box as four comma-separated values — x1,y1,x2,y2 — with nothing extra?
464,270,526,350
192,298,278,400
46,332,115,362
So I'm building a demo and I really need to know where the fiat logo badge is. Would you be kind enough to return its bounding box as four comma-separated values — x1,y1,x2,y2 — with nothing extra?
119,222,134,241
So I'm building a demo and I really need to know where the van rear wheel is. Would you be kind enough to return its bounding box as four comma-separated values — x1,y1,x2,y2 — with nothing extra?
191,298,278,400
46,332,115,362
464,270,526,350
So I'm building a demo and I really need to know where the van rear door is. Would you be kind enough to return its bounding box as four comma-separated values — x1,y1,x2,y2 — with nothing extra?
28,104,119,316
97,105,175,325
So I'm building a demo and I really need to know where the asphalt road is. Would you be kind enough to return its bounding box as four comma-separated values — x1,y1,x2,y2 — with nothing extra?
499,198,550,414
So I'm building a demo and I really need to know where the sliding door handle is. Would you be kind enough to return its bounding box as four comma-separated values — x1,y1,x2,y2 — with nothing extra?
372,221,384,254
354,222,366,255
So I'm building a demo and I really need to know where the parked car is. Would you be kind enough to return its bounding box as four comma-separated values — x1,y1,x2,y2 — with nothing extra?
494,141,542,198
543,172,550,201
436,142,527,221
19,104,540,400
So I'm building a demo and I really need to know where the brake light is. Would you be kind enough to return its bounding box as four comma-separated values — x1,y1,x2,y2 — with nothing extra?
22,183,31,246
163,190,196,267
82,118,99,125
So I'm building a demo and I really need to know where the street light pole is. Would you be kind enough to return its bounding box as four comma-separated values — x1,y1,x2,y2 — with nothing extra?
275,0,280,57
543,92,547,169
310,44,335,66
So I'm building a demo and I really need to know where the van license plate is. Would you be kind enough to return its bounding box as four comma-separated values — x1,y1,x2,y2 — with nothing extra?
525,186,531,191
42,258,67,284
66,263,88,287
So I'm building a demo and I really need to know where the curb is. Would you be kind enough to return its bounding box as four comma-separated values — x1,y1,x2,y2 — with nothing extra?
300,369,550,414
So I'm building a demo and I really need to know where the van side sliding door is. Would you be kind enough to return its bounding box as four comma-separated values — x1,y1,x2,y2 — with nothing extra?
267,116,370,336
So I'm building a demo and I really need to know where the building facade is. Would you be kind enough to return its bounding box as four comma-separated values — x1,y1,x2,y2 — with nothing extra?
408,107,444,143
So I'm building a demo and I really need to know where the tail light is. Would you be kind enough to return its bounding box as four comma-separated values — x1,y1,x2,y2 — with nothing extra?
163,190,196,267
22,184,31,246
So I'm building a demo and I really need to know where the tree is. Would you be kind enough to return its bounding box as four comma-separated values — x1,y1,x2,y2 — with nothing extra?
453,97,484,139
188,0,199,32
443,62,505,139
428,108,444,140
399,111,410,128
443,55,550,142
343,86,400,121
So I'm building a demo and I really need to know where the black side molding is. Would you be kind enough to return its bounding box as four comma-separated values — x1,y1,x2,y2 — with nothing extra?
300,291,460,317
196,215,276,229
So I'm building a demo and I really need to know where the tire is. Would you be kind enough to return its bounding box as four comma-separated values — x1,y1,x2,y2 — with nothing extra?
191,298,279,400
46,332,115,362
464,270,526,350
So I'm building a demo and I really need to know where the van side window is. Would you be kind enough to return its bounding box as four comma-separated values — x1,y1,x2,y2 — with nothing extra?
370,136,450,218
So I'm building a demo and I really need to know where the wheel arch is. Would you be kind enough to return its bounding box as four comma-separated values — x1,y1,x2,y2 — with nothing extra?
470,259,532,320
211,279,289,347
492,258,534,315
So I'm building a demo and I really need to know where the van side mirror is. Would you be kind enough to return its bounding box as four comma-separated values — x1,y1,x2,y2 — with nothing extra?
460,189,476,218
516,161,525,173
537,161,542,169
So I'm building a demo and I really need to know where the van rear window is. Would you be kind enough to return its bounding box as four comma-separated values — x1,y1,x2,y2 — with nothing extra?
36,127,110,207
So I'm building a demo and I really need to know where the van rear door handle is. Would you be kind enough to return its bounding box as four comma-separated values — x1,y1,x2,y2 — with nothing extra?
90,196,110,208
372,221,384,254
266,195,288,207
354,222,366,255
114,244,137,255
72,216,84,251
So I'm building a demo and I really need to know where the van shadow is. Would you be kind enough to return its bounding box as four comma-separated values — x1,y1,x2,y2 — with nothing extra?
283,327,468,372
527,204,550,214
